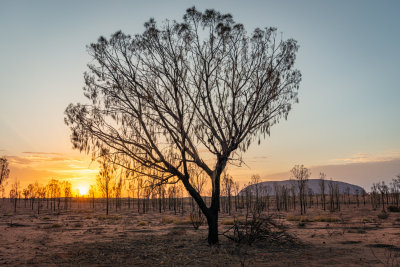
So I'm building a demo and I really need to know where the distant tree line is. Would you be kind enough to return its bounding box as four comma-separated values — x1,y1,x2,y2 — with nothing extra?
1,155,400,218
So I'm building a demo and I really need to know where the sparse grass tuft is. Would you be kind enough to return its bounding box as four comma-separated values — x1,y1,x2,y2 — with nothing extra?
161,216,174,224
221,219,235,225
286,215,311,222
95,215,121,220
51,223,62,228
173,217,192,225
286,215,339,223
312,215,340,222
377,211,389,220
362,217,373,223
137,221,147,226
166,228,187,236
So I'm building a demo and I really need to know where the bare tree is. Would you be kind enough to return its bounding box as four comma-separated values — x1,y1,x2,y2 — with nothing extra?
89,185,96,209
0,157,10,185
319,172,326,210
251,174,261,205
113,175,124,211
377,181,388,211
361,188,367,206
22,188,29,208
64,7,301,244
233,181,240,211
0,157,10,199
27,183,35,210
391,175,400,207
189,165,207,216
35,182,46,214
48,179,61,211
10,180,20,213
62,181,72,210
273,182,280,211
96,153,116,215
222,171,234,215
291,165,310,215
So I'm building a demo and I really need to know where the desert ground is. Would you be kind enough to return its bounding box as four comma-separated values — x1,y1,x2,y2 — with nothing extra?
1,200,399,266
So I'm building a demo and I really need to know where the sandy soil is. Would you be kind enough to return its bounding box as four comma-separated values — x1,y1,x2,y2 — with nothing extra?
1,201,399,266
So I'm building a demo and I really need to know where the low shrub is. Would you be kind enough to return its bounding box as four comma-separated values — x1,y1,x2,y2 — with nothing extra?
286,215,310,222
378,211,389,220
161,216,174,224
297,221,306,228
189,212,204,230
286,215,339,223
362,218,373,223
221,219,235,225
387,206,400,212
173,217,191,225
51,223,62,228
95,215,121,220
312,215,340,222
224,214,297,246
137,221,147,226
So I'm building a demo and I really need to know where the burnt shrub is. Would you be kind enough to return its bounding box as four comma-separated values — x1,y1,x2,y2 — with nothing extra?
387,206,400,212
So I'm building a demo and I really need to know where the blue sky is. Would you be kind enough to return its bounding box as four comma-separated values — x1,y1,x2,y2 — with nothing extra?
0,0,399,189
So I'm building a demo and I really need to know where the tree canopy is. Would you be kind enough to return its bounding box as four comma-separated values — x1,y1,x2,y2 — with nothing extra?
65,7,301,244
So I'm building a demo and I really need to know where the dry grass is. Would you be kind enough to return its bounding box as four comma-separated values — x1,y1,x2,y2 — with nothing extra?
161,216,175,224
51,223,62,228
137,220,148,226
95,215,122,220
286,215,340,222
173,217,192,225
2,201,400,266
221,219,235,225
377,211,389,220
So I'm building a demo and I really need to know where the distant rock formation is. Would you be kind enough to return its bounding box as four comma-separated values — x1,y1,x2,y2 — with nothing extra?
238,179,365,196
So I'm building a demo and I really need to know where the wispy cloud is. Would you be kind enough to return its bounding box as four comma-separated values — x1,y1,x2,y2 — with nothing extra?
22,151,64,156
8,155,72,166
330,151,400,164
6,152,99,188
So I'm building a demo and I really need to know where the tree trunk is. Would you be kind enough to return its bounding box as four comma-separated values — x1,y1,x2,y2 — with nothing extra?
206,209,218,245
106,193,109,215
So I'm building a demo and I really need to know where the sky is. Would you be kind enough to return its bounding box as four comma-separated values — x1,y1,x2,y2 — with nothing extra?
0,0,399,193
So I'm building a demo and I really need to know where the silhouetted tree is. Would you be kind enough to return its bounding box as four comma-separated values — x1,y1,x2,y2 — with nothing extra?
189,165,207,216
233,181,240,211
291,165,310,215
361,188,367,206
96,153,117,215
48,179,61,211
251,175,261,206
0,157,10,198
63,181,72,210
89,185,96,209
391,175,400,207
35,182,46,214
377,181,388,211
222,171,234,215
319,172,326,210
0,157,10,186
10,180,20,213
64,7,301,244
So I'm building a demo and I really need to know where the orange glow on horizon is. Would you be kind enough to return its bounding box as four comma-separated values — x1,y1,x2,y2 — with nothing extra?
75,184,90,196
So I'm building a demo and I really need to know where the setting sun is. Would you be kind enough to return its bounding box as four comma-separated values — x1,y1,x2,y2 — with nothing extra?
76,185,89,196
